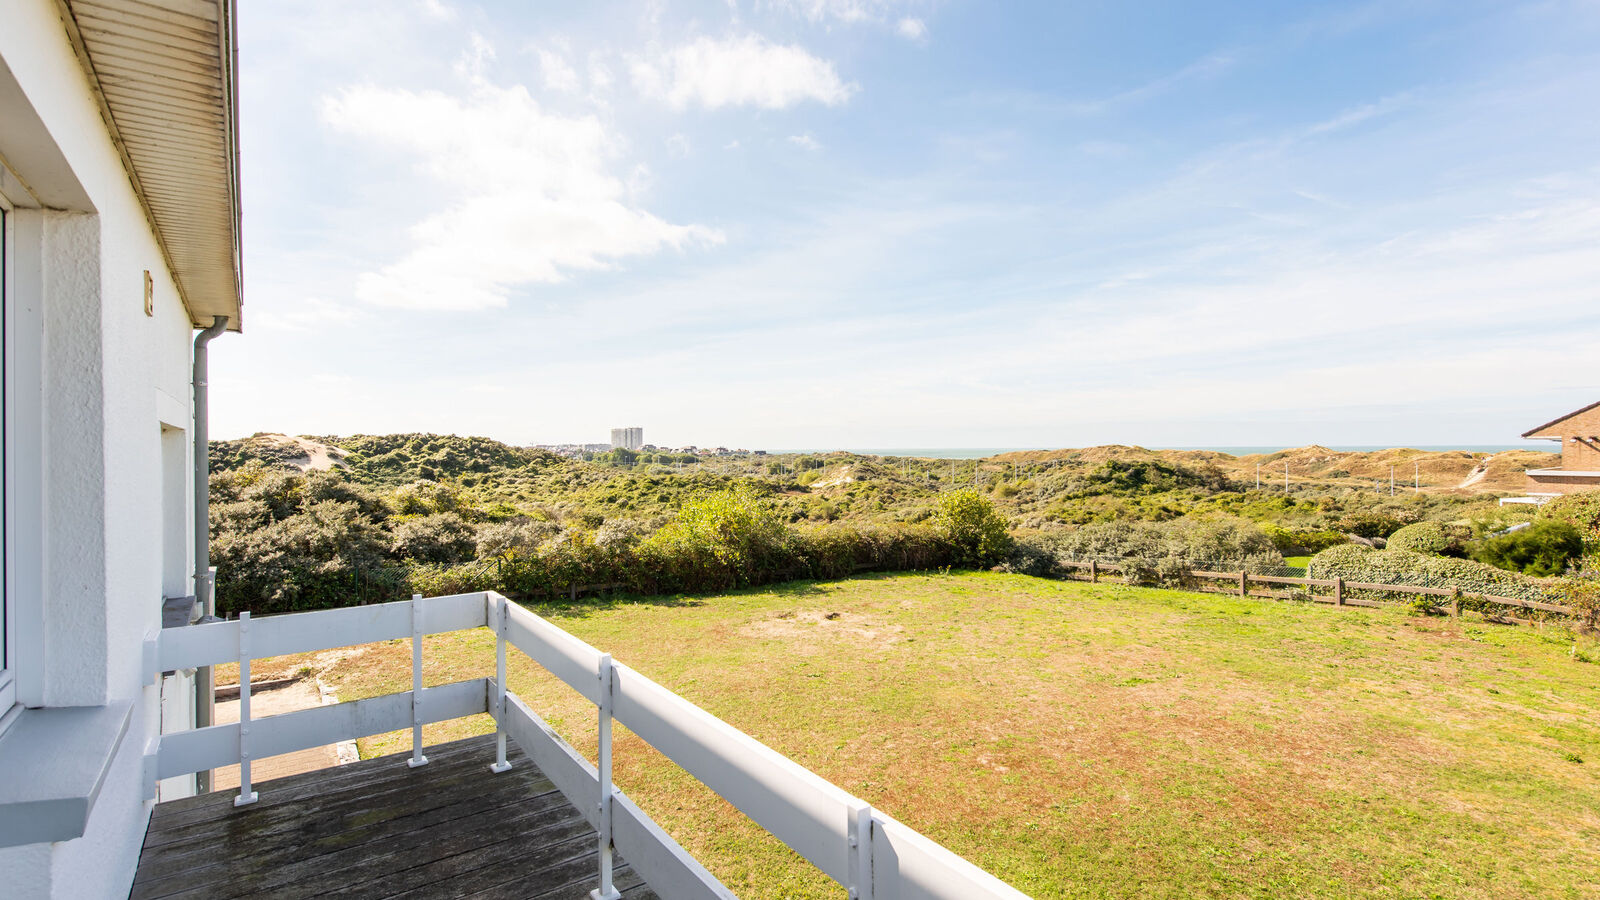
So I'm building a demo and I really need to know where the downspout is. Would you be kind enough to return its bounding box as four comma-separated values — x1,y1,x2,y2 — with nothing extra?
192,315,228,792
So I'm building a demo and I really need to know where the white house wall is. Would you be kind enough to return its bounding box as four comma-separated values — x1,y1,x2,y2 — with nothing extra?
0,1,204,896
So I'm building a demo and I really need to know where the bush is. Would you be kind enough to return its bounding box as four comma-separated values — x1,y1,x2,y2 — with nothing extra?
1557,571,1600,627
1471,521,1584,577
1260,524,1348,556
1540,493,1600,552
1308,545,1550,596
1386,521,1471,557
1336,512,1408,539
933,489,1012,567
388,512,477,564
476,518,560,557
639,487,791,590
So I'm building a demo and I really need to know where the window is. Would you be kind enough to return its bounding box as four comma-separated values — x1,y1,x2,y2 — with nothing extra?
1,188,14,721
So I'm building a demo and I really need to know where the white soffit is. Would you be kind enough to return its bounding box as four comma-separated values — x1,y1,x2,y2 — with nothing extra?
58,0,242,330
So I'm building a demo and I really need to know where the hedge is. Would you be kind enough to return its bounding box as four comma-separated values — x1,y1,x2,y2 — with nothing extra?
1307,545,1550,598
1385,521,1470,556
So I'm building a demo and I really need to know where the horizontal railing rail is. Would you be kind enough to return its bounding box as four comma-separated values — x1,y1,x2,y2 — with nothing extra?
146,591,1032,900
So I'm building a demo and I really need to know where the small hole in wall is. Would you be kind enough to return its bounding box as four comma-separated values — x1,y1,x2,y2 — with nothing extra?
143,269,153,317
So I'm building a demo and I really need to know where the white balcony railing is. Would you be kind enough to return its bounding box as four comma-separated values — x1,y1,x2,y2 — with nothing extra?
143,591,1032,900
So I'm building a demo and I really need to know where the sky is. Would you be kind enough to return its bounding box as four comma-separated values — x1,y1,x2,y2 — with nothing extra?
213,0,1600,451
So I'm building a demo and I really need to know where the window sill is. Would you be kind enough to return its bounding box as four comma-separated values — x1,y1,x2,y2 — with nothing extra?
0,702,133,848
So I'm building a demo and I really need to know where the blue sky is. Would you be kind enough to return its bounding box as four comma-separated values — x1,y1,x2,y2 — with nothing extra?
213,0,1600,451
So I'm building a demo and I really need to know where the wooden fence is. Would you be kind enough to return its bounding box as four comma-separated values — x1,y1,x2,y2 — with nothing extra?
1056,559,1583,627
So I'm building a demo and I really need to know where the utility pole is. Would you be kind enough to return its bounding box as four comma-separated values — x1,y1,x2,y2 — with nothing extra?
1414,460,1419,493
1284,461,1289,493
1255,463,1260,490
1390,466,1395,496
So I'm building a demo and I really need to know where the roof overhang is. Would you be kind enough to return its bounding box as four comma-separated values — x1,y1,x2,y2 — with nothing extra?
1522,399,1600,439
55,0,242,331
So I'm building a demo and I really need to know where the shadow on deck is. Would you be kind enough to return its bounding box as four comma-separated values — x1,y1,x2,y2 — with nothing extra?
132,735,658,900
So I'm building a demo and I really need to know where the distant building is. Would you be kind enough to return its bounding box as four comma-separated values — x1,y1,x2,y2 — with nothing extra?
610,426,643,451
1521,400,1600,496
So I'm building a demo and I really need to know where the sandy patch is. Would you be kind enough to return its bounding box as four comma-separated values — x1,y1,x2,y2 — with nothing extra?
740,609,904,651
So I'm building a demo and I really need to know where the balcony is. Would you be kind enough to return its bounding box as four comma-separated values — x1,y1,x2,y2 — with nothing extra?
134,735,656,899
136,591,1030,899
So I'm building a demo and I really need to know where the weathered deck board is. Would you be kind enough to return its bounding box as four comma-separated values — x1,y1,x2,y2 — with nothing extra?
134,735,658,900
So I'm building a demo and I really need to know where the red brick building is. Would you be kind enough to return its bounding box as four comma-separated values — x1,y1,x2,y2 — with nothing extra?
1522,400,1600,496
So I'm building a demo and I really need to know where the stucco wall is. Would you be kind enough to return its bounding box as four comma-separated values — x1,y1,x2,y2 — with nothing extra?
2,0,201,895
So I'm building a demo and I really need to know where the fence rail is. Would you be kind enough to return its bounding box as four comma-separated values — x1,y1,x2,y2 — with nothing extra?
1056,559,1581,623
145,592,1031,900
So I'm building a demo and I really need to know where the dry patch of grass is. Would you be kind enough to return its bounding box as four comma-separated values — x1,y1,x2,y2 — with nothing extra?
242,573,1600,899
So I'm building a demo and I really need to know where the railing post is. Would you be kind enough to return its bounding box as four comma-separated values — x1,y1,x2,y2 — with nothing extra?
409,594,428,768
233,611,258,807
847,802,875,900
489,595,512,774
592,653,621,900
1451,588,1462,618
1335,577,1345,606
1239,570,1248,598
1089,560,1098,583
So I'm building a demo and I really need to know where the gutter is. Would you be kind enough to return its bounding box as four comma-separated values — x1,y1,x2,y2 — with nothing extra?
192,315,228,792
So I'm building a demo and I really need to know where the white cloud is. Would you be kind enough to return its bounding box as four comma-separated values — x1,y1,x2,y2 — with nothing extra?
631,34,855,110
772,0,909,25
787,132,821,151
895,17,926,41
321,69,723,310
667,133,692,157
537,49,581,93
417,0,455,22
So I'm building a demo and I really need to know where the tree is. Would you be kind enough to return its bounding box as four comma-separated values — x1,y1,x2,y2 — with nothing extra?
934,489,1012,567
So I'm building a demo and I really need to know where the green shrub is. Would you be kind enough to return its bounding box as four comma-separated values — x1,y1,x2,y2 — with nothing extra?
1260,524,1348,556
639,487,791,590
934,489,1012,567
1540,493,1600,551
1336,512,1408,539
1387,521,1471,557
388,512,477,564
1471,521,1584,577
1308,545,1549,596
1556,572,1600,627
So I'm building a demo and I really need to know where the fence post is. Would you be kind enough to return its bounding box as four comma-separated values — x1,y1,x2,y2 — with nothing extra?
234,611,258,807
1334,577,1344,606
409,594,429,768
1238,570,1248,598
847,802,875,900
593,654,621,900
1451,589,1462,618
1089,560,1098,584
490,594,512,774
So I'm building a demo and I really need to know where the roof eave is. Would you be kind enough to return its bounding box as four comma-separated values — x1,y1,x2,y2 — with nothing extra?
55,0,243,333
1521,398,1600,439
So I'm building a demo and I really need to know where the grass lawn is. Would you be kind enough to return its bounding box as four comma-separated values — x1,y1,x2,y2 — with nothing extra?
1282,555,1312,567
234,573,1600,899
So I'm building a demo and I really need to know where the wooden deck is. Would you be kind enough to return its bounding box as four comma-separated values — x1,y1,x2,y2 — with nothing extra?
132,735,659,900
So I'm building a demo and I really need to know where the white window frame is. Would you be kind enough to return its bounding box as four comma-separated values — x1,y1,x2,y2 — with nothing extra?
1,186,16,724
0,179,44,733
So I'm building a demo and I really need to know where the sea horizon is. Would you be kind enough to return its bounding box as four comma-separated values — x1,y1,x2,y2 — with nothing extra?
768,444,1553,460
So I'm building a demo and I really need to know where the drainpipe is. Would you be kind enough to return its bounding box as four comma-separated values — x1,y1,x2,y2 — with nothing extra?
192,315,228,792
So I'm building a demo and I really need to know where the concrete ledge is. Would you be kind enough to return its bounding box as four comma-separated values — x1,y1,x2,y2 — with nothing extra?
0,702,133,848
